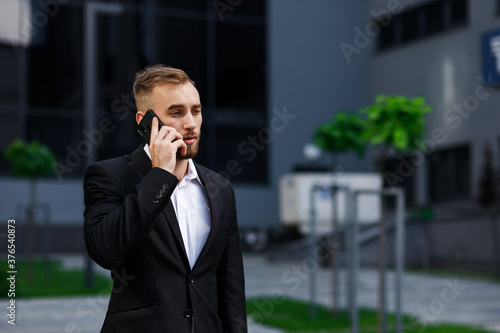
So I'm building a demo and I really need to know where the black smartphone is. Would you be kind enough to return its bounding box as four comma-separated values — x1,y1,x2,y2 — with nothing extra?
137,110,164,144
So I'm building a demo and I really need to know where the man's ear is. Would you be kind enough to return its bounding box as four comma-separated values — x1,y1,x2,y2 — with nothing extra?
136,111,145,125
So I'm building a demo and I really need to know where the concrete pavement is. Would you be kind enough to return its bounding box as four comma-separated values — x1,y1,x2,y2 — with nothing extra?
0,254,499,332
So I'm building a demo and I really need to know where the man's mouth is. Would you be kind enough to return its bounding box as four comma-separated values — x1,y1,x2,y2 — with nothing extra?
183,136,197,145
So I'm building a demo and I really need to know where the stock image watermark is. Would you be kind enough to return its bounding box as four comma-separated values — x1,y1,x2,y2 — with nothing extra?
5,219,17,326
53,92,135,182
247,235,340,330
64,267,136,333
212,0,244,21
204,105,297,200
408,278,468,332
340,0,409,63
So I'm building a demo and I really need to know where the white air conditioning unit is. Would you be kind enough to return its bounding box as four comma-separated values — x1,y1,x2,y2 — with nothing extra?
279,172,382,234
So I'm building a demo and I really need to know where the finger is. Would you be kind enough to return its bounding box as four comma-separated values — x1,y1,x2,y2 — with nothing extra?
153,124,175,147
150,117,159,146
164,130,183,144
180,142,187,156
175,140,188,156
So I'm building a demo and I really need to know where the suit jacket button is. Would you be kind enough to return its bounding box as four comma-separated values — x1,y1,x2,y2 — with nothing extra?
153,199,159,204
183,309,192,318
188,276,194,284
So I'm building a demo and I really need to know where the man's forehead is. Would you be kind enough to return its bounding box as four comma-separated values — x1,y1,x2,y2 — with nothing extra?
150,83,201,109
152,82,197,94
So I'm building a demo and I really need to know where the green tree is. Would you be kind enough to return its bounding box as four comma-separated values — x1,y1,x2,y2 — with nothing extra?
362,94,432,333
4,139,56,281
313,110,366,163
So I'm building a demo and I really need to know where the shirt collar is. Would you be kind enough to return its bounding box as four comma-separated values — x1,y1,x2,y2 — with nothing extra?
143,144,203,188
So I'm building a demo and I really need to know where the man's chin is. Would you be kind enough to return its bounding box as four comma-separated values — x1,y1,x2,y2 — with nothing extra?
176,145,199,160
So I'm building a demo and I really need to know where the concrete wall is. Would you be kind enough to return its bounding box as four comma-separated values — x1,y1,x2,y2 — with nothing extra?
427,217,500,272
0,177,84,225
368,0,500,205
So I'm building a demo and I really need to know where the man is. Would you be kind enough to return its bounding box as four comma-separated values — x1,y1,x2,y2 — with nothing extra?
83,64,247,333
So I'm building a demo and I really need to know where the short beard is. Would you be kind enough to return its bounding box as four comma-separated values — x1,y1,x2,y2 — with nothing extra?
177,136,200,160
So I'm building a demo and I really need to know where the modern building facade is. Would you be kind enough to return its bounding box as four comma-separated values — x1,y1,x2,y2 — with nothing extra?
2,0,499,272
366,0,500,271
0,0,371,251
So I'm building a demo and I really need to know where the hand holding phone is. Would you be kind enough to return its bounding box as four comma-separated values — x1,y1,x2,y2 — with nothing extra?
137,110,165,144
137,110,186,174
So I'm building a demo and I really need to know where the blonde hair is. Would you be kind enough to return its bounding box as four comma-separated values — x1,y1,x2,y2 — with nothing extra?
133,64,195,110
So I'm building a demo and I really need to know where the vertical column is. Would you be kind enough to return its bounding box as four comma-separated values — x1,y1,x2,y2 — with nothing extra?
395,188,406,333
309,185,317,318
347,189,358,333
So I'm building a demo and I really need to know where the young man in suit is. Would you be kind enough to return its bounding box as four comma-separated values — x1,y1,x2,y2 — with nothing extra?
83,64,247,333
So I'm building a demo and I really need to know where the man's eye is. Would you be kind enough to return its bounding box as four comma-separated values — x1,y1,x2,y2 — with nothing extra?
193,110,201,115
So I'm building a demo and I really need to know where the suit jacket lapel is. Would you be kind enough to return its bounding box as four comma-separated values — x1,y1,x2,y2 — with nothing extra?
192,163,219,270
162,199,191,270
128,145,190,270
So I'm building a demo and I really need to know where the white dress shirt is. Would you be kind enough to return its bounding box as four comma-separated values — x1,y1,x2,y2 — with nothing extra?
144,145,211,269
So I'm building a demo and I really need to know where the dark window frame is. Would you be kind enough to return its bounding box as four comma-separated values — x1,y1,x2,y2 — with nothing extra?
378,0,468,52
428,144,471,203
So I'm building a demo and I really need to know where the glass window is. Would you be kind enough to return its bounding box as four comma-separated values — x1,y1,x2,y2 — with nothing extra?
159,0,206,11
215,21,266,115
0,46,20,105
155,17,208,104
378,0,468,52
214,125,268,184
450,0,468,26
27,5,83,109
378,17,396,50
16,0,268,183
428,145,470,202
424,1,445,35
230,0,266,17
401,9,420,43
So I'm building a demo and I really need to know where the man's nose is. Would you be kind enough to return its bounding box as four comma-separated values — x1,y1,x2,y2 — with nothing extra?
183,113,196,130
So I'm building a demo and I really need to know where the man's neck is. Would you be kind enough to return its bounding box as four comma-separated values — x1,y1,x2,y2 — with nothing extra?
172,159,189,181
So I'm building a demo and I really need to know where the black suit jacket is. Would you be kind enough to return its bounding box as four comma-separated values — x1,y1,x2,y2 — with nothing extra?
83,145,247,333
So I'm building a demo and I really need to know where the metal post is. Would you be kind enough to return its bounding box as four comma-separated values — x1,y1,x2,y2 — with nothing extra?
395,188,406,333
348,189,358,333
345,194,352,314
309,185,318,318
84,1,124,167
331,184,339,314
84,1,124,288
84,3,97,169
40,203,51,281
350,188,406,333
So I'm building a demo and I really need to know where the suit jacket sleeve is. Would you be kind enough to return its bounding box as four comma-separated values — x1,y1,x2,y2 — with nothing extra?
83,162,178,269
216,184,247,333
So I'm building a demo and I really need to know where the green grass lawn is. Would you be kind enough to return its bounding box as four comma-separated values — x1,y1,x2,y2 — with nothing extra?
246,297,496,333
0,259,112,298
